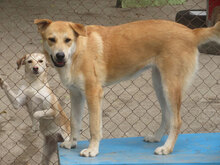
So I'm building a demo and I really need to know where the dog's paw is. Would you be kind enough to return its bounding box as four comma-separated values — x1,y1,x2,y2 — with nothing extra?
0,78,8,89
33,111,42,120
154,145,172,155
32,124,39,132
80,147,99,157
60,140,77,149
0,78,3,89
144,135,160,143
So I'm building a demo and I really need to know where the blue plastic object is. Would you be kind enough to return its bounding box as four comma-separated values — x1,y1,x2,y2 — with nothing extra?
58,133,220,165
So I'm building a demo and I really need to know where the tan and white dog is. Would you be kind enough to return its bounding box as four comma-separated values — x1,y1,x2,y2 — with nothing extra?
0,53,70,164
34,19,220,157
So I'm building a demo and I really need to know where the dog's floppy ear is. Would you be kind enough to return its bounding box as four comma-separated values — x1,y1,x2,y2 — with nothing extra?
70,23,86,37
34,19,52,33
17,55,27,70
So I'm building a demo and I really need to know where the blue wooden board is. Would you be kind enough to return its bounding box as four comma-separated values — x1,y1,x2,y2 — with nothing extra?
58,133,220,165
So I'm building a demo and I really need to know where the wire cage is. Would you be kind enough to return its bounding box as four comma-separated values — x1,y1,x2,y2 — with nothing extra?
0,0,219,164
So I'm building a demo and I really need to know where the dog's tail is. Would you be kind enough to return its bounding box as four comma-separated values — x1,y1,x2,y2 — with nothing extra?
193,21,220,45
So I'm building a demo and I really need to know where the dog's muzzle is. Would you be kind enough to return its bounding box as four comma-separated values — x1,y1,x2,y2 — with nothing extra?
50,53,66,67
33,66,39,74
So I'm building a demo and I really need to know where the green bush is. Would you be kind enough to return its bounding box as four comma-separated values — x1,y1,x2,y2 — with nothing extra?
120,0,186,8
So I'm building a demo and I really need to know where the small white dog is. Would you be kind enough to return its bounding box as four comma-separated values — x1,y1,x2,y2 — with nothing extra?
0,53,70,165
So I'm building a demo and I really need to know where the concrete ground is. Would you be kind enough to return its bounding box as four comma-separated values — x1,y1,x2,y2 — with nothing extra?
0,0,219,164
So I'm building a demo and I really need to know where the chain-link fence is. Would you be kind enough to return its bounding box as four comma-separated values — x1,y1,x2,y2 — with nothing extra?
0,0,219,164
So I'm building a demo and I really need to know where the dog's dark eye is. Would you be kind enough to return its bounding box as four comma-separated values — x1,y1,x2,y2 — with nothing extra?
28,60,32,63
48,37,56,42
65,38,71,43
39,60,43,63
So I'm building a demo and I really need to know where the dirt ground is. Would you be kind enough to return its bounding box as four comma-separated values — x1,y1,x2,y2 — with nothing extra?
0,0,219,164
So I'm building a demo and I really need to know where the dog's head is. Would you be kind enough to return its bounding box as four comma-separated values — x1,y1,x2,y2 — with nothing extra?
34,19,86,68
17,53,48,77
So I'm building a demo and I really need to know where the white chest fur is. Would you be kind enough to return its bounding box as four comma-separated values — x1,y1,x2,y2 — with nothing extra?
57,64,85,92
24,85,51,111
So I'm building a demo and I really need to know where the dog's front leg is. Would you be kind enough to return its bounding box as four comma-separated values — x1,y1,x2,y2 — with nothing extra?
0,77,26,109
33,108,55,120
60,88,85,149
80,85,103,157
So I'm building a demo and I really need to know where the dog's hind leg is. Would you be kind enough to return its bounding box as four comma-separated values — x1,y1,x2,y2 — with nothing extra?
154,79,182,155
41,135,57,165
153,52,197,155
144,66,169,143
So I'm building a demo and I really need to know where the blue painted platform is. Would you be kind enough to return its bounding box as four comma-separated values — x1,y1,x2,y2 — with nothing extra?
58,133,220,165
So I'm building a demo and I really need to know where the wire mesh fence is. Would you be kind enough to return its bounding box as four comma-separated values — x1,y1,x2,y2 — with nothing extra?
0,0,219,164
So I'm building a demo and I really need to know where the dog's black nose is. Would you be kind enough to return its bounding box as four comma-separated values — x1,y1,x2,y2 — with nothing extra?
33,66,38,72
56,52,65,61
